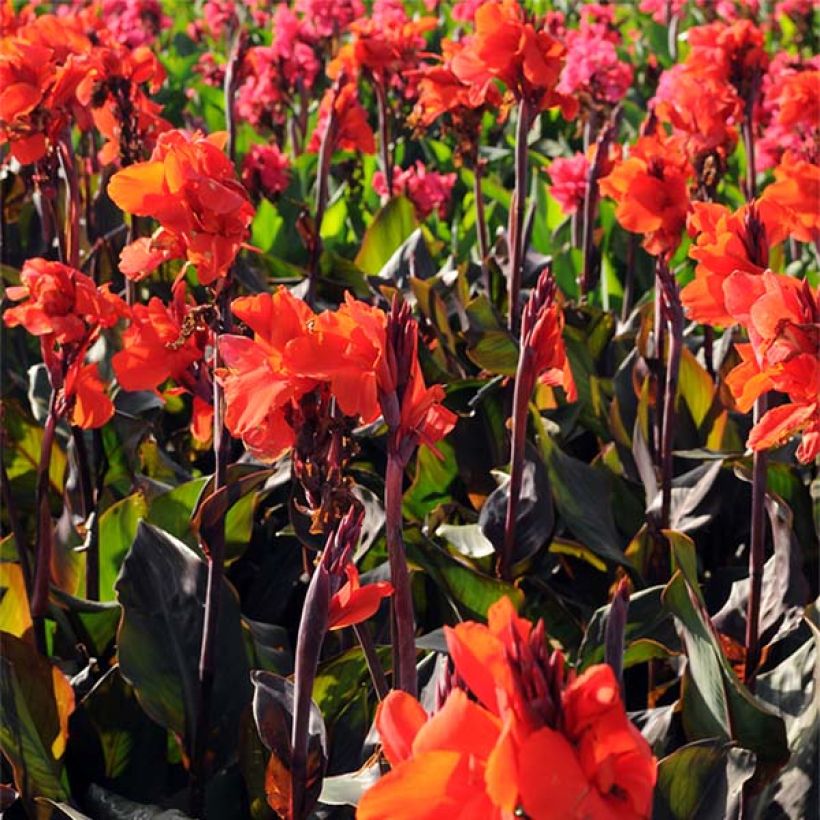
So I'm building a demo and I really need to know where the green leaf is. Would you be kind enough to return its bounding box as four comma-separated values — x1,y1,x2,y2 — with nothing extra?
403,442,458,522
0,632,73,801
114,522,251,767
653,740,756,820
535,420,629,569
251,198,284,253
407,531,524,620
354,196,418,276
662,532,789,765
99,493,149,603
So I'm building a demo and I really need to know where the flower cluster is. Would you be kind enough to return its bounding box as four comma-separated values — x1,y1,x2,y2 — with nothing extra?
4,259,127,428
373,161,457,219
217,289,457,462
107,129,254,284
358,597,657,818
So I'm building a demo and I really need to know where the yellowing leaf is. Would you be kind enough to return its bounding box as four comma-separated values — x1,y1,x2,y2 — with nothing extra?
0,562,32,640
49,668,75,760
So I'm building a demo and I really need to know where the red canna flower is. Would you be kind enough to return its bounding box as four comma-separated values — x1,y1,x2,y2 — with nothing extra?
307,82,376,155
599,131,692,258
760,152,820,244
450,0,577,118
723,271,819,463
327,564,393,630
107,129,254,284
372,161,457,220
3,258,127,430
217,287,318,461
681,199,793,326
652,63,743,162
241,142,291,200
4,258,125,344
358,597,657,819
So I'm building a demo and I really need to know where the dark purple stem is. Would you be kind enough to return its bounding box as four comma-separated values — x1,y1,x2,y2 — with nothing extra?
474,157,491,293
499,351,531,580
374,79,393,196
353,622,389,701
71,426,99,601
307,95,336,308
290,561,330,820
385,453,417,696
743,395,768,690
507,101,533,332
57,139,81,269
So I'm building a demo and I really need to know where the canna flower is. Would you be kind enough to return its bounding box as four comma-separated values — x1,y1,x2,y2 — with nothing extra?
652,63,742,162
100,0,172,48
358,596,657,819
4,258,125,344
547,152,590,216
722,271,819,463
3,259,127,429
107,129,254,284
599,131,692,258
328,564,393,630
681,199,793,326
112,281,213,441
373,161,457,220
241,142,292,200
760,152,820,245
450,0,577,118
218,287,318,461
307,82,376,155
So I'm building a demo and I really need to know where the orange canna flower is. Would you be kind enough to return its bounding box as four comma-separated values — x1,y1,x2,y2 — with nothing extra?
681,199,793,326
113,282,210,395
327,564,393,630
107,129,254,284
63,361,115,430
723,271,819,463
450,0,577,117
218,287,318,461
599,131,692,258
760,152,820,245
529,298,577,402
358,597,657,819
652,63,742,160
4,258,125,344
307,82,376,155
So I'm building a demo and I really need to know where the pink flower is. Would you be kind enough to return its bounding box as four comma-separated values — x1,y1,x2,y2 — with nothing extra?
294,0,364,38
373,161,456,220
547,153,589,216
269,4,321,89
558,34,633,105
451,0,486,22
101,0,171,48
242,143,291,199
639,0,685,23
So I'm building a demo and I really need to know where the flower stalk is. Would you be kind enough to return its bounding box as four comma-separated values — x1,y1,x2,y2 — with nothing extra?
507,100,535,331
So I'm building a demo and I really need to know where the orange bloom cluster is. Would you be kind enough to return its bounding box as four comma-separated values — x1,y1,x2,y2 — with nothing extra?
3,259,127,428
413,38,505,131
681,199,792,326
0,13,92,163
218,289,456,461
761,152,820,244
308,82,376,155
449,0,577,117
0,7,167,166
112,281,214,443
107,129,254,285
652,63,742,162
358,597,656,819
599,131,692,257
723,272,819,463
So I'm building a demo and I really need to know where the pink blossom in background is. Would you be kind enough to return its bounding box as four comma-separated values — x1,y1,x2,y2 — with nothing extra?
373,162,457,220
242,144,292,199
559,35,633,105
102,0,171,47
451,0,486,22
639,0,685,23
775,0,819,18
295,0,364,38
235,47,286,129
269,4,321,90
547,153,590,216
193,53,226,88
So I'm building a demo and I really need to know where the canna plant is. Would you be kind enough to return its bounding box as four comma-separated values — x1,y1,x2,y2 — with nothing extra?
0,1,817,820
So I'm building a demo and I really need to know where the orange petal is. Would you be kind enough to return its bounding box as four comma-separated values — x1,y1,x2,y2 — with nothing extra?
375,691,428,766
